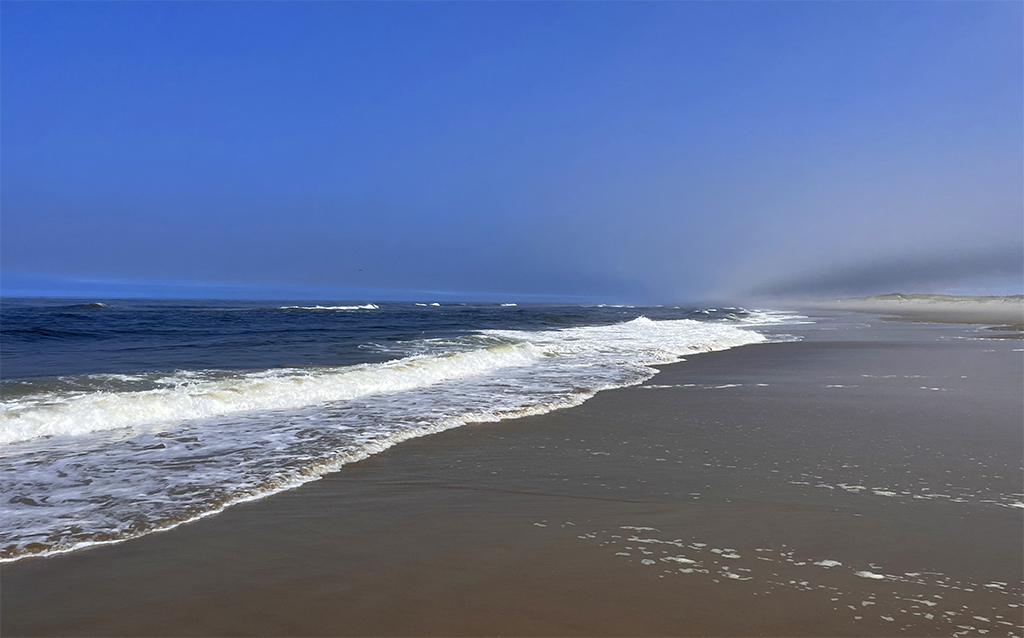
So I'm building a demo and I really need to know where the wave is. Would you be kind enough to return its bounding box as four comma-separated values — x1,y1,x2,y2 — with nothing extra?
63,302,112,309
725,310,811,325
280,304,379,310
0,389,597,563
2,317,767,447
0,315,782,561
0,343,542,445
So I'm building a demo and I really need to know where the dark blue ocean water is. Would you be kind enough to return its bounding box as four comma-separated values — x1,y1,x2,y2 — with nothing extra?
1,298,753,381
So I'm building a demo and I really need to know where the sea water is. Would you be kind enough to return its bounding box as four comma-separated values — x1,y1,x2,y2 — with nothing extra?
0,299,801,561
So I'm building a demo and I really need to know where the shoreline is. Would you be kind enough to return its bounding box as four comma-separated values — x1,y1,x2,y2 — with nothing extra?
2,313,1022,636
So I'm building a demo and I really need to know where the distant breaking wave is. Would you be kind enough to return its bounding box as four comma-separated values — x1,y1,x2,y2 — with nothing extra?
280,304,379,310
62,302,112,309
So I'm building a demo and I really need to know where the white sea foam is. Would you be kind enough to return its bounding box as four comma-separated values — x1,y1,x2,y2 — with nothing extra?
663,556,698,564
0,315,783,560
0,343,543,445
2,317,767,446
280,304,379,310
734,310,811,325
481,316,767,367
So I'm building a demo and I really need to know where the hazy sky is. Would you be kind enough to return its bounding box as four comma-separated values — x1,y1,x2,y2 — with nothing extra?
2,2,1021,301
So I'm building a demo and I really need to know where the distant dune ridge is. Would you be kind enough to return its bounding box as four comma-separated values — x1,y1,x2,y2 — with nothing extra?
803,293,1024,327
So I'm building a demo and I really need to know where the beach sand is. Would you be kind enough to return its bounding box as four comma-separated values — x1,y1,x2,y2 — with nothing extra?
2,314,1022,636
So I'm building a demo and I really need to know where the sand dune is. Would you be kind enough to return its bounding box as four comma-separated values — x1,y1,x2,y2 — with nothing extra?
802,293,1024,327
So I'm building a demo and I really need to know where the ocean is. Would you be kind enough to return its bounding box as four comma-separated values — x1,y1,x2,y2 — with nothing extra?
0,298,801,562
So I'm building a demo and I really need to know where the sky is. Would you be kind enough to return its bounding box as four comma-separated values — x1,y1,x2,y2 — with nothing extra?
2,2,1021,302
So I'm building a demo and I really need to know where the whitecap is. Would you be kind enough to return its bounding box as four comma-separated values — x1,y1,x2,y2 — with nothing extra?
280,304,379,310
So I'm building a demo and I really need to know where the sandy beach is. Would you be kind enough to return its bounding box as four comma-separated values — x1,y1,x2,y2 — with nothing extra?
2,312,1021,637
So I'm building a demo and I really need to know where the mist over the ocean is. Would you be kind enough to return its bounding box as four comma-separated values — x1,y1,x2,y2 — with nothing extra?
750,247,1024,299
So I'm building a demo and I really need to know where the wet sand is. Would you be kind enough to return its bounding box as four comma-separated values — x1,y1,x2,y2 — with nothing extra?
2,315,1022,636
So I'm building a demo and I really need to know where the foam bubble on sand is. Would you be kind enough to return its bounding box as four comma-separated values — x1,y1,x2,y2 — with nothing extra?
855,571,887,580
814,560,843,568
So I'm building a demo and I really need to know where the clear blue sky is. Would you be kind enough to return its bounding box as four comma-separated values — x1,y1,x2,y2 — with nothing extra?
2,1,1021,301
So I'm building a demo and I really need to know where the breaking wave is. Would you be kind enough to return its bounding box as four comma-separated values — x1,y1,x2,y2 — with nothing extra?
1,314,787,561
0,344,542,445
280,304,379,310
